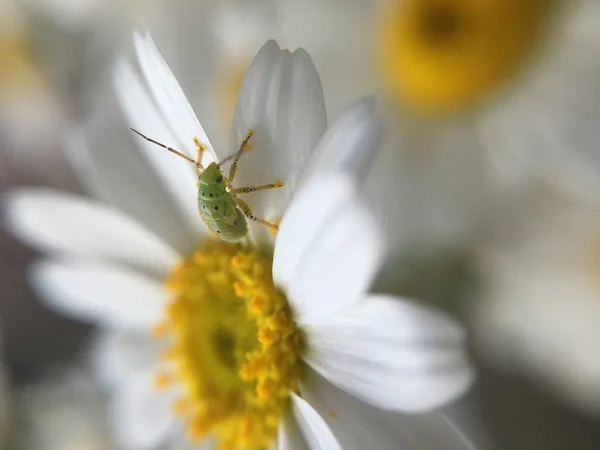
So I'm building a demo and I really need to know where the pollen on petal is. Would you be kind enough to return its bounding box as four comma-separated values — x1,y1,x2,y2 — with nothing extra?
151,321,169,337
172,398,188,416
160,346,178,361
152,371,173,390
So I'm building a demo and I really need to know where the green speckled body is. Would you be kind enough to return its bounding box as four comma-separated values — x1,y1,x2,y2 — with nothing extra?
197,163,248,241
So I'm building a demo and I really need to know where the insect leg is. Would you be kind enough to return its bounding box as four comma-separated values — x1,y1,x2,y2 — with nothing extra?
228,129,254,183
230,181,284,195
193,137,207,175
234,197,279,233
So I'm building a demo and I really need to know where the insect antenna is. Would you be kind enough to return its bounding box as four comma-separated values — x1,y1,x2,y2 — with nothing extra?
130,128,197,165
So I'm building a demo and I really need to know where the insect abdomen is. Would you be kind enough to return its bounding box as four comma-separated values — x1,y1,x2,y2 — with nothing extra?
212,208,247,241
198,195,248,242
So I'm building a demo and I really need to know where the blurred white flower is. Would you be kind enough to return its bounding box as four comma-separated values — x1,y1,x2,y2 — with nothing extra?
0,0,63,162
4,32,475,450
473,186,600,417
13,367,111,450
361,0,600,250
20,0,122,30
213,0,377,120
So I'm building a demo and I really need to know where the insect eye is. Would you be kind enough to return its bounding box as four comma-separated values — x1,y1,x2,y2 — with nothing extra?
215,175,223,183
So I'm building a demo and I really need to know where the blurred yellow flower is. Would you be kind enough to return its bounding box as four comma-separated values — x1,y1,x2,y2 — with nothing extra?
362,0,600,255
377,0,554,114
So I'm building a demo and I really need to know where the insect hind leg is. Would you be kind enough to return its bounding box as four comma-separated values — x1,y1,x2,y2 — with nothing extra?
234,197,278,234
230,181,284,195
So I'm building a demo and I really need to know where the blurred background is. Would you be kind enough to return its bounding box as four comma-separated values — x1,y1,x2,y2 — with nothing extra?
1,0,600,448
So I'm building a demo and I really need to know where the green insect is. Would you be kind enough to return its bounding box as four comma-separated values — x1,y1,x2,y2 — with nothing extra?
131,128,283,242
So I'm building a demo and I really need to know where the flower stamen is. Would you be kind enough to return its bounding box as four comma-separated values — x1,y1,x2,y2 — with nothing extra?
153,240,302,450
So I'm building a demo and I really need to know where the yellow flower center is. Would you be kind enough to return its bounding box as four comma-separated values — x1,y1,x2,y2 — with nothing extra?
376,0,555,115
153,240,302,450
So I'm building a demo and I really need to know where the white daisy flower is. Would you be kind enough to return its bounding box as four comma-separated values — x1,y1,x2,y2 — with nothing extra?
4,175,475,450
4,32,474,450
361,0,600,248
473,187,600,417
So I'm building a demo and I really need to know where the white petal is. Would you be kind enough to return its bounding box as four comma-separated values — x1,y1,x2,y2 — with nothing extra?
4,189,178,276
87,330,161,389
111,369,174,450
278,393,341,450
304,295,474,412
298,96,385,186
273,175,354,287
166,432,215,450
230,40,327,242
64,122,197,253
274,175,382,324
113,59,204,235
300,366,477,450
29,259,167,331
133,32,217,165
363,118,490,253
63,128,113,204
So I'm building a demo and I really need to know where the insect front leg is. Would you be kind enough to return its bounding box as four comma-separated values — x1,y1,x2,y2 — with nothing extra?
193,137,207,176
234,197,279,233
228,129,254,183
230,181,284,195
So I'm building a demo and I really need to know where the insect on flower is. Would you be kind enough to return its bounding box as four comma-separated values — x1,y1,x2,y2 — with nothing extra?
131,128,283,241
